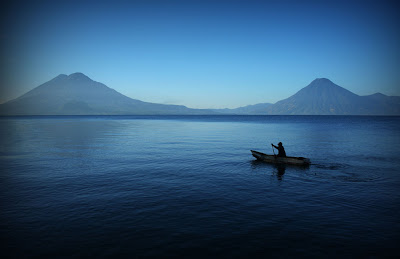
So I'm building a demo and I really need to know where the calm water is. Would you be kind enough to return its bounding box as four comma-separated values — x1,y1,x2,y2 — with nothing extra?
1,116,399,258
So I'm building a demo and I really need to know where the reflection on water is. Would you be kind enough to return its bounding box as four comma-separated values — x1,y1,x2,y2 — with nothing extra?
274,164,286,180
250,160,313,181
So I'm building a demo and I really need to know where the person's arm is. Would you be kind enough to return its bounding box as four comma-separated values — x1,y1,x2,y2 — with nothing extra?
271,143,277,149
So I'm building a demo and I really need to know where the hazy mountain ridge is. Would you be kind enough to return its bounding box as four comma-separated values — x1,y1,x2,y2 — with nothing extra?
0,73,214,115
213,103,273,115
263,78,400,115
0,74,399,115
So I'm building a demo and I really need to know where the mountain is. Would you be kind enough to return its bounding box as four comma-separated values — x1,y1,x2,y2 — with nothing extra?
1,74,399,115
0,73,214,115
264,78,400,115
214,103,273,115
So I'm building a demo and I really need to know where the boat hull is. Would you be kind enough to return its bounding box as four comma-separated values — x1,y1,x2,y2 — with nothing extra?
251,150,311,165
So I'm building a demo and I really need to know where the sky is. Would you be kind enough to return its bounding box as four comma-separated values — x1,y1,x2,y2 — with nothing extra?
1,0,399,109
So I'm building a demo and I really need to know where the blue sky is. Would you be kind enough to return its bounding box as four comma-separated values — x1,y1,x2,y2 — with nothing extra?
1,0,399,108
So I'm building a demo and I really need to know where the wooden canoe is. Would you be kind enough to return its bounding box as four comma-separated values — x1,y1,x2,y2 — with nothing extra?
251,150,311,165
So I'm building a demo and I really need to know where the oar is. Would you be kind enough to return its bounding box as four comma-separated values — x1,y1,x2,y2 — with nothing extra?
271,144,277,158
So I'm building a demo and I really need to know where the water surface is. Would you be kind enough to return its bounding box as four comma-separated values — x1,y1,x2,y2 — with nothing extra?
1,116,399,257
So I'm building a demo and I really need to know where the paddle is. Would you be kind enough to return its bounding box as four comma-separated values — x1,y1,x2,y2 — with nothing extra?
271,143,277,158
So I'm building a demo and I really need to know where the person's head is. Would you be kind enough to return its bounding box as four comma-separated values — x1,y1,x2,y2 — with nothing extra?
278,142,283,146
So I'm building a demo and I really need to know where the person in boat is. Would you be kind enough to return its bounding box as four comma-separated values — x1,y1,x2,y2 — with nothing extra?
271,142,286,157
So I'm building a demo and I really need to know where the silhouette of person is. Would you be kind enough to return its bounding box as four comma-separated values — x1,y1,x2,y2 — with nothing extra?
271,142,286,157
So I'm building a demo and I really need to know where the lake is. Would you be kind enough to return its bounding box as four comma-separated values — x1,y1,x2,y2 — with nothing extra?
1,115,399,257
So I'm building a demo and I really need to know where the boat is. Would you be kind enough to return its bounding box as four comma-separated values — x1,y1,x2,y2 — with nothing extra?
251,150,311,165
